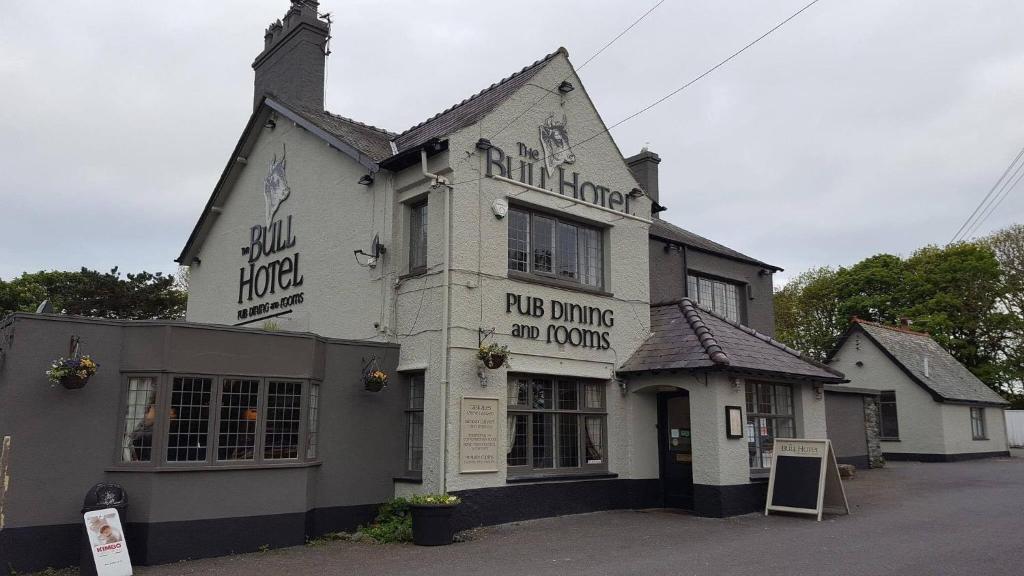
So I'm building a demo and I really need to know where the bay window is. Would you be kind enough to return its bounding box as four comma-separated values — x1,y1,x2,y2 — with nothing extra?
507,375,607,476
507,208,604,290
120,374,319,467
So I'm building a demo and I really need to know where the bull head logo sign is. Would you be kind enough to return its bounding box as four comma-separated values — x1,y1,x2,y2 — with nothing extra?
539,113,576,174
264,144,291,226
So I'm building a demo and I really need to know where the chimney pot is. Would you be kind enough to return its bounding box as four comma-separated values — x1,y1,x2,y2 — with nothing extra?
252,2,329,111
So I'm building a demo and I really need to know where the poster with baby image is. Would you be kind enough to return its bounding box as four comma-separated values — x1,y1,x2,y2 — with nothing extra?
84,508,133,575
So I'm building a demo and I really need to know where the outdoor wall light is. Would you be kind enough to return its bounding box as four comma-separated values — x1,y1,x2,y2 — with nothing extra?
814,383,824,400
628,188,644,198
191,257,201,266
475,138,493,151
265,118,277,130
731,377,743,391
358,173,374,186
558,80,575,93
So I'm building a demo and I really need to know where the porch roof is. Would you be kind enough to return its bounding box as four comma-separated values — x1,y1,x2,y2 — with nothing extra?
618,299,846,383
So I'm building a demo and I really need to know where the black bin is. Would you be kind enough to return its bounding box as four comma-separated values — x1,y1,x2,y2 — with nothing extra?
80,483,128,576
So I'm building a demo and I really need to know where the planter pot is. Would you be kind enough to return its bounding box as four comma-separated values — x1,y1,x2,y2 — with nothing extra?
410,504,458,546
60,375,90,390
482,354,506,370
364,379,386,392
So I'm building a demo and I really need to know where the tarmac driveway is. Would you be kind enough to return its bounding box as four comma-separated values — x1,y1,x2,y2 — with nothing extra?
135,455,1024,576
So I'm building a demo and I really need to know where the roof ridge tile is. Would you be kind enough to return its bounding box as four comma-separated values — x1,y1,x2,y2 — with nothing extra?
678,299,730,365
851,316,930,337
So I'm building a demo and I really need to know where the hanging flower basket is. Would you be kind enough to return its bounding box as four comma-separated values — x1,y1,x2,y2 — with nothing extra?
477,342,509,370
364,369,389,392
46,355,98,390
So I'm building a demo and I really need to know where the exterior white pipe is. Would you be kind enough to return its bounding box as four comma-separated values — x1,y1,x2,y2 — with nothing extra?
422,149,452,494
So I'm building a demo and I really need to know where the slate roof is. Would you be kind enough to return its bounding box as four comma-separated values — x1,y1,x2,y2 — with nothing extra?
650,219,782,272
619,299,846,382
833,320,1009,406
391,48,565,153
291,106,396,163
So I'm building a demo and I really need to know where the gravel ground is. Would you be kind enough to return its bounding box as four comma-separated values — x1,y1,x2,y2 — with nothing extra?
52,454,1024,576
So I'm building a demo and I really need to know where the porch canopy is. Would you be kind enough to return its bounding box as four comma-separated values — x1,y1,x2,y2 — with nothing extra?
618,299,846,383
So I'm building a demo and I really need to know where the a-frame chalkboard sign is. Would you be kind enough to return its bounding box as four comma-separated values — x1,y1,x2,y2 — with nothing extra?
764,438,849,521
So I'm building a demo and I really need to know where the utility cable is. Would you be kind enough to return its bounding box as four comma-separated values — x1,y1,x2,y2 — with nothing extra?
951,143,1024,244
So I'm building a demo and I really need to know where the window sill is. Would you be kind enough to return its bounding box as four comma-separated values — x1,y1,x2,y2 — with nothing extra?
749,474,769,483
972,438,989,441
394,475,424,484
880,438,901,442
507,271,613,297
399,269,428,281
106,460,322,473
506,472,616,484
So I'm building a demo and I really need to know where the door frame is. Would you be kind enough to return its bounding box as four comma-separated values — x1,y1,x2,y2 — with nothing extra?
657,389,694,509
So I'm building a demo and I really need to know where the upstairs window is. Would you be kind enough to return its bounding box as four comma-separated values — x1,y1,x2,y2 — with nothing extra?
879,390,900,440
687,274,740,322
507,208,603,290
409,201,428,273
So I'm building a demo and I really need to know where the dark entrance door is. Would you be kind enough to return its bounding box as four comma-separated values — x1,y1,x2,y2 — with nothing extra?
658,390,693,509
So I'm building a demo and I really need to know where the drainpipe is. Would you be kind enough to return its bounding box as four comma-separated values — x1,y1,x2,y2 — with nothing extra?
421,149,452,494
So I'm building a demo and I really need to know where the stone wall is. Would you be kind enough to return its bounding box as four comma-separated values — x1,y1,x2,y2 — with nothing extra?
863,395,885,468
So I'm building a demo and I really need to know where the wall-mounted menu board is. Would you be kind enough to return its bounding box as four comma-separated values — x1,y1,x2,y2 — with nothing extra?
765,438,849,521
459,397,499,473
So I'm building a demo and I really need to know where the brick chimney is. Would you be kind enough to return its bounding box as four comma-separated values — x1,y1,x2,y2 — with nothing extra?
252,0,330,111
625,149,663,218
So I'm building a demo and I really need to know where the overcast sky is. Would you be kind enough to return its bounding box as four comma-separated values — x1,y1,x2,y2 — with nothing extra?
2,0,1023,284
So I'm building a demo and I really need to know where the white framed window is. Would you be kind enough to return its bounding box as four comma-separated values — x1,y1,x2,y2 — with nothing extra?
508,208,604,290
746,381,795,473
409,201,428,273
970,407,987,440
687,274,740,322
507,375,607,476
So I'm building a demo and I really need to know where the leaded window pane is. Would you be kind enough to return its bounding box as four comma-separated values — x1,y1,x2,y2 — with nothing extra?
406,373,425,473
508,377,529,407
557,221,578,280
532,379,553,409
585,416,604,464
122,377,156,463
218,379,260,461
409,202,428,272
584,383,603,409
264,381,302,460
532,215,554,273
306,383,320,460
689,274,740,322
579,227,603,288
507,209,529,272
745,382,795,472
167,377,212,462
557,380,578,410
507,414,529,466
557,414,580,468
532,413,554,468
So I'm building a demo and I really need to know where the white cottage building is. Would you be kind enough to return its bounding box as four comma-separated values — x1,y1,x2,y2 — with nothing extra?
828,319,1010,461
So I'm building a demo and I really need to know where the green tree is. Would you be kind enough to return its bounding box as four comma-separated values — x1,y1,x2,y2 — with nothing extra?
775,267,842,361
833,254,909,324
0,267,186,320
981,224,1024,393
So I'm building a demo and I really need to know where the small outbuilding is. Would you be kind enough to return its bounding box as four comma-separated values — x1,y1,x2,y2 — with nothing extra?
827,319,1010,462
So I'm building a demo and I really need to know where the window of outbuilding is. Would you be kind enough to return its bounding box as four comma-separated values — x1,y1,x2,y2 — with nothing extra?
508,208,604,290
687,274,740,322
746,381,795,473
507,375,607,477
970,407,987,440
879,390,900,440
119,375,319,468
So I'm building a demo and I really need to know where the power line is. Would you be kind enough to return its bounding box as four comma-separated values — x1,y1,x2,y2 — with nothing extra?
950,143,1024,244
488,0,667,142
964,158,1024,240
453,0,824,189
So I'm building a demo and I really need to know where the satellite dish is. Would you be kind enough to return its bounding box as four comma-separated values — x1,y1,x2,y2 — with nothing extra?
370,234,386,258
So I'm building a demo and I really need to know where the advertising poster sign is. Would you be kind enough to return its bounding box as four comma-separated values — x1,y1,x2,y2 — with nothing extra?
84,508,133,576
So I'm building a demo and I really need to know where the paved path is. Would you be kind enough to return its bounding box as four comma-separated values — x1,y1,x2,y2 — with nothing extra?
137,456,1024,576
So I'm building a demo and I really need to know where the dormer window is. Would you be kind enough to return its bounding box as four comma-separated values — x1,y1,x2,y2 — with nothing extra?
687,274,740,322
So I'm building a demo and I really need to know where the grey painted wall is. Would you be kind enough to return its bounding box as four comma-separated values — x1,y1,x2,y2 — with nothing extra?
0,314,402,533
825,392,869,462
648,241,776,336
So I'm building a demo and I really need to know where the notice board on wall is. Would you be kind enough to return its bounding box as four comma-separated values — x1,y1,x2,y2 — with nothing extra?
459,397,499,473
764,438,849,521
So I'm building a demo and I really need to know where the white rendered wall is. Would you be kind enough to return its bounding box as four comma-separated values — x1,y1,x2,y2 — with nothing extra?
940,404,1008,455
830,332,947,455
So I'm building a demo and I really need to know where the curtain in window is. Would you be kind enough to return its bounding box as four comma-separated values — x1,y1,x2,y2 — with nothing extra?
122,377,156,462
585,415,603,463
